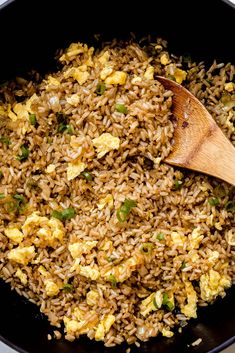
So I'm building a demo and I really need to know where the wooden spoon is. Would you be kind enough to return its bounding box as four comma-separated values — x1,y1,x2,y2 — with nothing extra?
157,76,235,186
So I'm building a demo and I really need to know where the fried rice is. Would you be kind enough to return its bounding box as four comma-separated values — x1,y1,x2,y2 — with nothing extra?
0,37,234,347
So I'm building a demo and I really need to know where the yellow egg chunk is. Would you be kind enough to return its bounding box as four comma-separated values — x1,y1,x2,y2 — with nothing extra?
86,290,99,306
8,246,36,265
92,133,120,158
162,328,174,338
68,240,98,259
46,164,56,173
5,228,24,243
15,268,27,285
100,66,113,80
45,279,60,297
66,94,80,107
174,68,187,84
22,212,64,248
181,281,197,318
224,82,234,92
45,76,60,88
140,292,157,317
95,314,115,341
200,269,231,302
97,194,113,210
188,227,204,250
105,71,127,85
160,53,170,65
131,75,142,84
171,232,186,247
67,160,87,181
98,51,110,65
144,66,154,80
64,66,89,85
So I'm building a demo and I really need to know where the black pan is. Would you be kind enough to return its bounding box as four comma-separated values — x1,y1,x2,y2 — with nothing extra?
0,0,235,352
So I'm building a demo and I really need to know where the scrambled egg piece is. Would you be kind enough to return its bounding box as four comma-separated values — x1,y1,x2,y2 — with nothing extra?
207,250,220,264
66,94,80,107
102,252,144,283
70,261,100,281
95,314,115,341
224,82,234,92
64,65,89,85
160,53,170,65
8,94,37,122
15,268,27,285
38,265,49,277
188,227,204,250
92,133,120,158
181,281,197,318
144,66,154,80
200,269,231,302
60,42,94,62
131,75,142,84
227,229,235,246
105,71,127,85
46,164,56,173
171,232,186,247
162,328,174,338
8,246,36,265
100,240,113,251
100,66,113,80
97,194,113,210
174,68,187,84
67,160,87,181
64,309,98,336
140,290,163,317
5,228,24,243
187,250,199,263
44,279,60,297
86,290,99,306
45,76,60,88
98,51,110,65
22,212,64,248
68,240,98,259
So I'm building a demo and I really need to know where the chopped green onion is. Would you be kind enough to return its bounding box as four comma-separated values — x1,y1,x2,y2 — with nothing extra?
0,136,11,146
29,113,37,126
208,197,220,206
116,198,137,222
181,260,187,269
108,274,117,288
174,179,183,190
162,293,174,311
81,171,93,181
214,185,226,198
140,242,153,254
0,193,5,199
62,283,73,292
7,194,27,213
13,194,25,203
116,103,127,114
58,123,74,134
96,83,106,95
162,293,169,305
225,201,235,212
106,256,114,263
167,75,176,82
17,144,29,161
51,207,76,221
156,232,164,241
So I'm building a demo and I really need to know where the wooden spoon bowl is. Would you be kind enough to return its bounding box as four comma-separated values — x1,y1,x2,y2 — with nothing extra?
157,76,235,186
